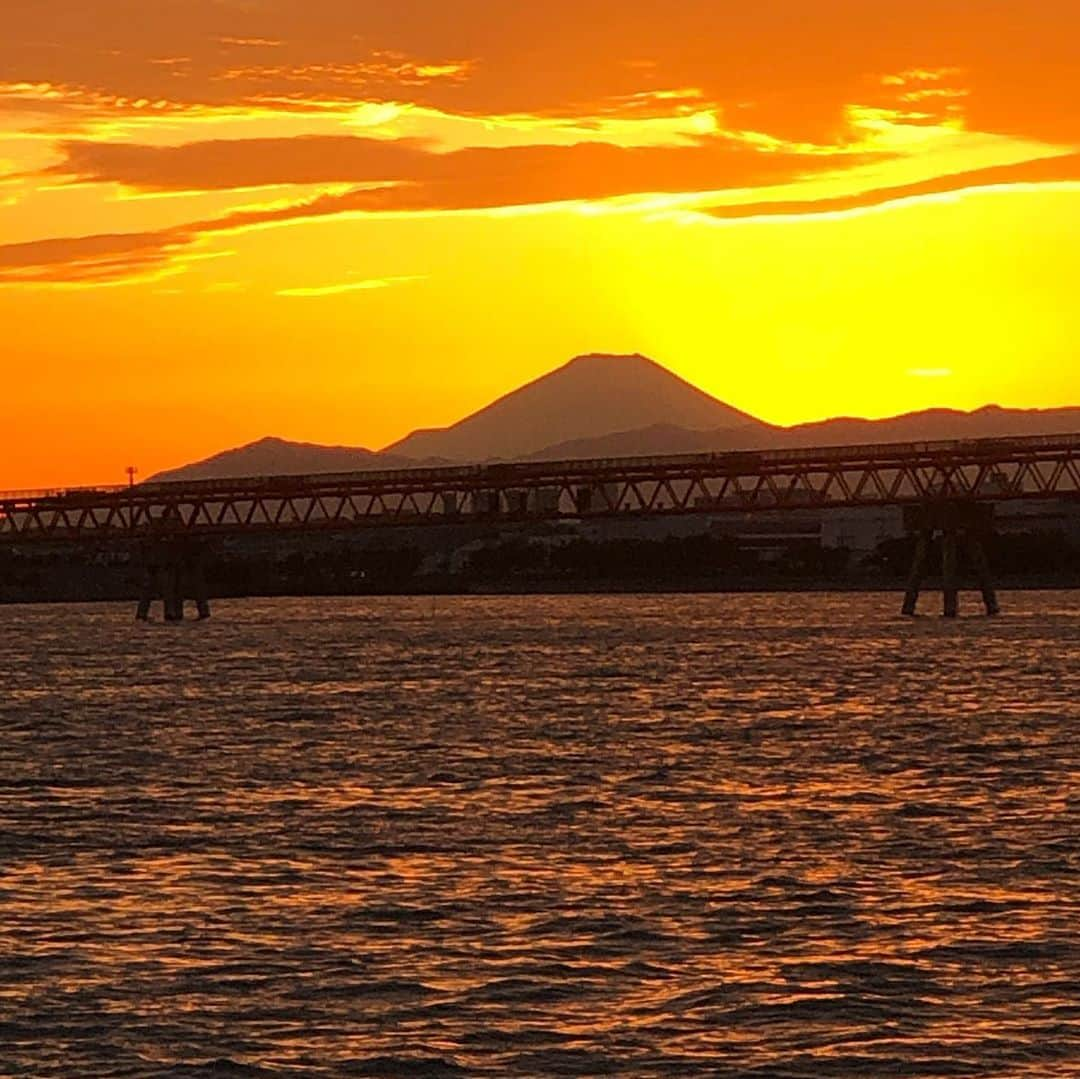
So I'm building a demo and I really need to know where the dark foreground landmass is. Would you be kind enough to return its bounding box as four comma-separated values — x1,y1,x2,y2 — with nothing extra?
3,527,1079,606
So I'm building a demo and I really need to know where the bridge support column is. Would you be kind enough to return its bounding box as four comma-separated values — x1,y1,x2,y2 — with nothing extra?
900,503,999,618
135,540,212,622
192,549,211,621
163,564,184,622
942,527,959,618
136,564,158,622
965,527,1000,617
901,526,931,617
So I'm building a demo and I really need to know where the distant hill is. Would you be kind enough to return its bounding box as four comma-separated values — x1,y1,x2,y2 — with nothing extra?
384,353,763,462
778,404,1080,448
527,422,770,461
150,437,417,483
528,405,1080,460
150,356,1080,483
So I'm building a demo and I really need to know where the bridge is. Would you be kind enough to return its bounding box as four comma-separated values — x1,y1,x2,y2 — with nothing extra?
4,432,1080,619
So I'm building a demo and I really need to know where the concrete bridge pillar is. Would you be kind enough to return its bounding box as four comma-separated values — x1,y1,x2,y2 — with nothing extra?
163,562,184,622
901,526,931,617
136,540,212,622
942,527,960,618
135,564,158,622
966,529,1000,616
192,554,211,621
901,503,999,618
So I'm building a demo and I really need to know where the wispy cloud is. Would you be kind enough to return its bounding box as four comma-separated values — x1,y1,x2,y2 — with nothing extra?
276,274,425,297
907,367,959,380
218,37,283,49
908,368,954,379
700,152,1080,220
7,142,1078,289
220,53,472,88
45,133,872,201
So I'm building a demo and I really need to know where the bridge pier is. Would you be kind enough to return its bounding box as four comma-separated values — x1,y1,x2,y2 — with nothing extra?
191,552,211,620
942,528,959,619
136,540,211,622
901,503,998,618
966,530,1000,616
135,565,157,622
901,526,931,617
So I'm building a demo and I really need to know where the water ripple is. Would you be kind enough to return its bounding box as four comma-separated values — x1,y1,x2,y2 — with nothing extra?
2,592,1079,1076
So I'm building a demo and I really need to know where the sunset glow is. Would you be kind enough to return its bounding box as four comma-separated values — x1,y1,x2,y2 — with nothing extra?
3,2,1079,488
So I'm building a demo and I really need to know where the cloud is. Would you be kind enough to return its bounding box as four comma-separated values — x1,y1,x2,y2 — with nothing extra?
219,53,473,90
218,37,283,48
4,1,1080,146
0,229,192,284
7,147,1078,287
47,133,868,201
0,186,420,285
5,2,1080,288
699,152,1080,219
277,274,423,296
49,135,427,189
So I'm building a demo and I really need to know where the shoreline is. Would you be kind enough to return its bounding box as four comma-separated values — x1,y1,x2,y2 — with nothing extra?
3,576,1079,608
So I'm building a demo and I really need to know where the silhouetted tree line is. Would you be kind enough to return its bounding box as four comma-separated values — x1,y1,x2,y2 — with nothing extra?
466,534,754,582
206,545,425,596
464,534,860,582
3,527,1080,603
868,529,1080,579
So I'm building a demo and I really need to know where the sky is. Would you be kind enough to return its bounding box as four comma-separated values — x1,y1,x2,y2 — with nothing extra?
2,1,1079,489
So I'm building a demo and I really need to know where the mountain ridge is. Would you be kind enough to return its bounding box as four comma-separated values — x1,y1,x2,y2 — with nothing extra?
529,404,1080,461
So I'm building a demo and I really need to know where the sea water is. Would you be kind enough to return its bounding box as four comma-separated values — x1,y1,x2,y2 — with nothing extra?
2,593,1079,1076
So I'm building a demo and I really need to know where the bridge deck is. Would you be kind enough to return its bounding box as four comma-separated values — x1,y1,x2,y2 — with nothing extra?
4,432,1080,544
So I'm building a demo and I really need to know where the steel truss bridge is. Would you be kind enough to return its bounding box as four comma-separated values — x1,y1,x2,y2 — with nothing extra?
3,432,1080,618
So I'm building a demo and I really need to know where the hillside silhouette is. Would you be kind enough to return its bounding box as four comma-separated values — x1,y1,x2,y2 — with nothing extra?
151,354,1080,482
151,437,417,483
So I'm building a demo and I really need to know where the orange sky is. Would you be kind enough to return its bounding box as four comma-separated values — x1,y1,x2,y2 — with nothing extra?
2,1,1079,489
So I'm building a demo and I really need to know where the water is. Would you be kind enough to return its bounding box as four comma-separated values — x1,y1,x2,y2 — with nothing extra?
2,592,1079,1077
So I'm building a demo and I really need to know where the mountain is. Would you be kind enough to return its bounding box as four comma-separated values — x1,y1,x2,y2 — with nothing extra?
149,356,1080,483
384,353,764,462
150,437,417,484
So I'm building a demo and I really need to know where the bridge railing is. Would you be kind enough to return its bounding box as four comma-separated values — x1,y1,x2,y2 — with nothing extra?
8,432,1080,506
0,484,127,502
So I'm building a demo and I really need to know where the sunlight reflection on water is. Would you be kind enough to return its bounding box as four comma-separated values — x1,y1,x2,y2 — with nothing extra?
2,592,1079,1076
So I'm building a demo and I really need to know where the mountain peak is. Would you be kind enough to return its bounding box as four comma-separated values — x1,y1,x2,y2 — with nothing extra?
565,351,650,364
560,352,672,375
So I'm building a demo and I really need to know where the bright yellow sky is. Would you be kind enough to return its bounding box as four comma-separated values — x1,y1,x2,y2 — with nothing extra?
2,2,1079,488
